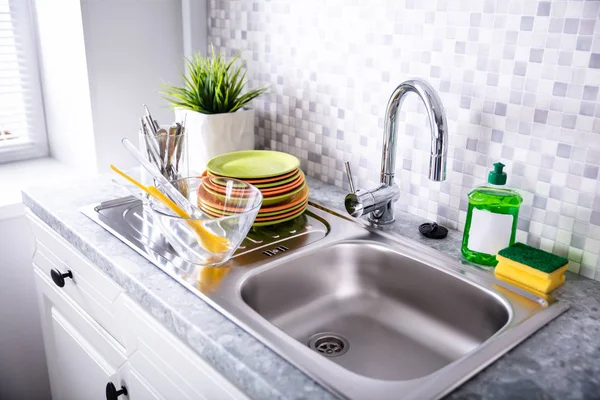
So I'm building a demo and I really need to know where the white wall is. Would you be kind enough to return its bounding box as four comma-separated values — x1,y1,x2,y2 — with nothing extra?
35,0,190,173
81,0,184,173
182,0,208,59
0,213,51,400
34,0,97,173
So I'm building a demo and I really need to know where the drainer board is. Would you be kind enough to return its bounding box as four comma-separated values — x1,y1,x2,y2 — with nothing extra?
81,196,330,274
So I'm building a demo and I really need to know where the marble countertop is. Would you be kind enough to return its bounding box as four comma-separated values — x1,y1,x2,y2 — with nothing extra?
22,175,600,400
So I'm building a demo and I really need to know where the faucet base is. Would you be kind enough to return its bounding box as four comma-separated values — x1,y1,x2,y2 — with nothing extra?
367,198,398,226
368,214,396,226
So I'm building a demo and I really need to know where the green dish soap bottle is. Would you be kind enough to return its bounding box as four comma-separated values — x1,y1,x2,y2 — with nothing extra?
461,162,523,266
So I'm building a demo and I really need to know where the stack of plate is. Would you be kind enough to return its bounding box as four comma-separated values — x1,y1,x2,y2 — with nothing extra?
198,150,309,226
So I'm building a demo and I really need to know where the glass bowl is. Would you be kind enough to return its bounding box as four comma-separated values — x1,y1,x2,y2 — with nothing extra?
150,177,263,266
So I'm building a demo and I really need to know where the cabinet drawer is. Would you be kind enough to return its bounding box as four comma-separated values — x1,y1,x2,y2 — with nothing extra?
28,212,124,344
33,266,126,369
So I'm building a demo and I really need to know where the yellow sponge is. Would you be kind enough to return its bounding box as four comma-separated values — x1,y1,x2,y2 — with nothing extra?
493,277,550,301
494,242,568,294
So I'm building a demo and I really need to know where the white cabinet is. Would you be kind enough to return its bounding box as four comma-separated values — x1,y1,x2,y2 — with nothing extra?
34,268,126,400
49,308,115,400
29,212,249,400
117,363,162,400
30,212,124,345
117,296,248,400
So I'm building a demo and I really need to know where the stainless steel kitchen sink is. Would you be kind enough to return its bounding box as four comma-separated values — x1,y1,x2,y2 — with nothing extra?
241,241,510,381
83,198,568,400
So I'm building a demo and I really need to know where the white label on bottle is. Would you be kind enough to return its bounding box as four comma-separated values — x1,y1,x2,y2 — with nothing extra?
467,208,514,255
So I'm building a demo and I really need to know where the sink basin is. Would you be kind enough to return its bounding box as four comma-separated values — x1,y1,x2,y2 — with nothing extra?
241,241,510,381
84,199,569,400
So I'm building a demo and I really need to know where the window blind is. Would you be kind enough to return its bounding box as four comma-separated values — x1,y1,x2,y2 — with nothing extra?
0,0,46,161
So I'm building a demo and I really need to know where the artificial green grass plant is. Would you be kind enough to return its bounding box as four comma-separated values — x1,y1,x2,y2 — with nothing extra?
162,48,268,114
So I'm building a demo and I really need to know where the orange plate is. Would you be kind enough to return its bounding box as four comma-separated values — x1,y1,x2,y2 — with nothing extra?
254,203,307,221
200,201,308,222
201,198,309,218
199,185,309,214
206,168,300,184
199,204,229,218
203,171,304,197
202,179,255,198
261,172,305,197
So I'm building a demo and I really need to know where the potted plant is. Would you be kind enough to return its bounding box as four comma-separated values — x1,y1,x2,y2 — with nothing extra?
162,48,268,174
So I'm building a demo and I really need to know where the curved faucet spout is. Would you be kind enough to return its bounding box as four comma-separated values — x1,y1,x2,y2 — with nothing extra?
344,78,449,225
381,79,448,186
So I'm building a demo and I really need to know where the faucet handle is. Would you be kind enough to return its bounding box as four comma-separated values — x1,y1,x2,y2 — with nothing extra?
344,161,356,193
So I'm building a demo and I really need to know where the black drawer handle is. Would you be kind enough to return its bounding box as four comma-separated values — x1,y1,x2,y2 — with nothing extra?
106,382,127,400
50,269,72,288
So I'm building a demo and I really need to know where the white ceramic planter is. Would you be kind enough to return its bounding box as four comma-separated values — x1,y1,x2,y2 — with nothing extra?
174,108,255,174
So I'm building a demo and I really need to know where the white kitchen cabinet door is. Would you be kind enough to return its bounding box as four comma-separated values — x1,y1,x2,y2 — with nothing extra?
50,309,115,400
34,267,126,400
117,362,163,400
117,295,249,400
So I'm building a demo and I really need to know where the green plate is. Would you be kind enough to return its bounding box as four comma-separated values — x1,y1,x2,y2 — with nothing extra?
262,182,307,206
252,206,307,227
257,199,307,217
207,150,300,179
254,170,301,189
251,213,308,231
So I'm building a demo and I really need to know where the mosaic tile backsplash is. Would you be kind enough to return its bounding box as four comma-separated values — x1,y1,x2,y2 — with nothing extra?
208,0,600,280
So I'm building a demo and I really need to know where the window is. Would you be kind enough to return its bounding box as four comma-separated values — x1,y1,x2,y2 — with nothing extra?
0,0,47,164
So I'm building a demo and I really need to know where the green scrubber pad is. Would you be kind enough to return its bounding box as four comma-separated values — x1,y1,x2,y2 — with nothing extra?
497,242,568,274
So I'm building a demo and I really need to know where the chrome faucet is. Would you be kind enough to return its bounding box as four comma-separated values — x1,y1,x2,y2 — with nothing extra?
344,79,448,225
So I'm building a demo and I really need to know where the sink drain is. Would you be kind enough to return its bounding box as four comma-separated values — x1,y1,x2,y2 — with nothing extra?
307,332,349,357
